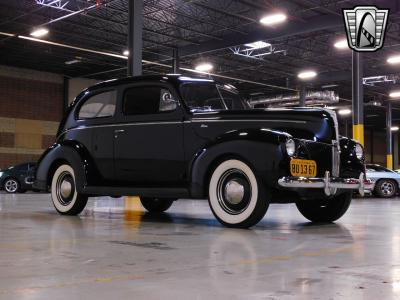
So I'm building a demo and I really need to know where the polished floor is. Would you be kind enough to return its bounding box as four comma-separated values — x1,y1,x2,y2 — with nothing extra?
0,193,400,299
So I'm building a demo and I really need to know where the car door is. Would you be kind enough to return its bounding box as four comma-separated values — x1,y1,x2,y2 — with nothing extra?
74,88,118,184
113,83,185,186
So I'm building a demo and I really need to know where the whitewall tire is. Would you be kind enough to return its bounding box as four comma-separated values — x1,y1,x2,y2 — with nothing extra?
208,159,269,228
51,164,88,215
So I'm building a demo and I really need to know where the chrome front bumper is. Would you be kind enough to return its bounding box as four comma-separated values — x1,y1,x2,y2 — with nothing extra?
278,171,374,196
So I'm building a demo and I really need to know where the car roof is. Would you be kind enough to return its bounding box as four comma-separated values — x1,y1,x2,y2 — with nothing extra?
87,74,216,92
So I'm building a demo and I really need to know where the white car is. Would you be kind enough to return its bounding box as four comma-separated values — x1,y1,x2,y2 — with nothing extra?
366,164,400,198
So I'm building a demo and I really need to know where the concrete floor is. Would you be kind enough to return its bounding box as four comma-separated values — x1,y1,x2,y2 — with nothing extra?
0,194,400,300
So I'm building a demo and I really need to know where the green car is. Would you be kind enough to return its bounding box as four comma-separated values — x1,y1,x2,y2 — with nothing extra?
0,163,36,193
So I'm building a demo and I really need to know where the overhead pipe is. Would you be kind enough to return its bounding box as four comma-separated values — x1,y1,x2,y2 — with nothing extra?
249,91,339,107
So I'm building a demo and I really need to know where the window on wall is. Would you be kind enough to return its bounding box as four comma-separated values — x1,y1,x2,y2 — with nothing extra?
78,90,117,119
123,86,177,115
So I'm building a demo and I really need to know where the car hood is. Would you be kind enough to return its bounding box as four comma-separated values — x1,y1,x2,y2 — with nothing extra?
191,108,338,143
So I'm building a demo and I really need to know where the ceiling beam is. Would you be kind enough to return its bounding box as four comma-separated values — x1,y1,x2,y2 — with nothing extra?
178,14,342,57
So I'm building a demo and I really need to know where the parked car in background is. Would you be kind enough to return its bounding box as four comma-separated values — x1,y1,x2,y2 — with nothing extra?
366,164,400,198
0,163,36,193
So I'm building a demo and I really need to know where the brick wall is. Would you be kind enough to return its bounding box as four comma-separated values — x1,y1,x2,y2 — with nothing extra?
0,65,63,169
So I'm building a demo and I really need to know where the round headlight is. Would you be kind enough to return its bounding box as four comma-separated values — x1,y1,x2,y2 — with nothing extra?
355,143,364,160
285,139,296,157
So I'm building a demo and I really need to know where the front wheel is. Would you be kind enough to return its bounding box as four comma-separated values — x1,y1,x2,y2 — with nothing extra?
374,179,398,198
140,197,175,213
3,178,20,193
51,164,88,215
208,159,269,228
296,192,352,223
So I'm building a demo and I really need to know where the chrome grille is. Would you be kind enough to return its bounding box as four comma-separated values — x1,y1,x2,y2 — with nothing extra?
323,109,340,177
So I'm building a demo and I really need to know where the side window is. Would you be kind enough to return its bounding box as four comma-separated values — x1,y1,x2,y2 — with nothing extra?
124,86,177,115
78,90,116,119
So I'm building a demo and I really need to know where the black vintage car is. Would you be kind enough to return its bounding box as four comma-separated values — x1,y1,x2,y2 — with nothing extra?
34,75,371,228
0,162,36,193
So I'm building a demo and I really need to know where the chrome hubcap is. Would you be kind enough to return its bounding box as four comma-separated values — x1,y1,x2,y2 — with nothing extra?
56,172,75,206
5,180,17,192
217,169,252,215
381,181,394,195
224,180,245,204
60,180,72,198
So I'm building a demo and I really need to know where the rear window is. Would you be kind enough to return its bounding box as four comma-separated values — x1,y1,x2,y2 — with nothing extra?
78,90,117,119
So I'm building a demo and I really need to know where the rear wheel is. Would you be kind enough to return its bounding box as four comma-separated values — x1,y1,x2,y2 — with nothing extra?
208,159,269,228
4,178,20,193
51,164,88,215
140,197,175,213
296,192,352,222
374,179,397,198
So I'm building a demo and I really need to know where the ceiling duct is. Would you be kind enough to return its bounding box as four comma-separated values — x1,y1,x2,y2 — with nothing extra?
248,91,339,108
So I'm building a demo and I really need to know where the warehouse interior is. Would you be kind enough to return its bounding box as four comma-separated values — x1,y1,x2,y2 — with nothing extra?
1,0,400,298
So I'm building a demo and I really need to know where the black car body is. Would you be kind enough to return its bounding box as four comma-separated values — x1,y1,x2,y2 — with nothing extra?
34,75,371,227
1,162,36,193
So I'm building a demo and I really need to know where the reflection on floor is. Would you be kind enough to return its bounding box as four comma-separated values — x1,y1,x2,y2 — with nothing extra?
0,193,400,299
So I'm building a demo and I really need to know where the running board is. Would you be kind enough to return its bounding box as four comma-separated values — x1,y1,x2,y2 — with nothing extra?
83,186,189,198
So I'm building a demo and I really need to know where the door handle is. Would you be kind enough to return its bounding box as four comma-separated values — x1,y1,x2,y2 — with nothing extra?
114,129,125,138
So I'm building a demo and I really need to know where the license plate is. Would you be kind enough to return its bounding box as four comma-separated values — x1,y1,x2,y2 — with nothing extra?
290,159,317,177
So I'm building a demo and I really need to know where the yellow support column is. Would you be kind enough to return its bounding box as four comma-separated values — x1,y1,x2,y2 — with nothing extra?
387,154,393,170
352,124,364,147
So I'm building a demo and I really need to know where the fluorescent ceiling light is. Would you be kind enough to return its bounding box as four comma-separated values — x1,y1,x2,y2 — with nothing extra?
123,50,129,56
30,28,49,38
338,109,351,115
65,59,80,65
244,41,271,49
334,39,348,49
195,62,213,72
321,84,339,89
391,126,399,131
260,13,287,26
389,90,400,98
298,70,317,80
0,31,15,37
387,55,400,64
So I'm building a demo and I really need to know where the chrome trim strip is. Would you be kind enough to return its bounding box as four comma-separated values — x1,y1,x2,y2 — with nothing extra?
60,121,182,136
60,119,306,137
190,119,307,124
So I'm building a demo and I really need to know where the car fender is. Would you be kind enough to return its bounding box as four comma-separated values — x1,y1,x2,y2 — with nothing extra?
34,141,95,192
189,128,290,198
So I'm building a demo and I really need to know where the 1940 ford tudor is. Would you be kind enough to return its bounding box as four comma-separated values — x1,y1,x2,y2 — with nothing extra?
34,75,372,228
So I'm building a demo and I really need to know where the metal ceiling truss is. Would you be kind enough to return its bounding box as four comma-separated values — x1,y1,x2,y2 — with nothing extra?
230,44,287,61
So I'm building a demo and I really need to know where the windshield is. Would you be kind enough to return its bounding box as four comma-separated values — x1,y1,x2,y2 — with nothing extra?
180,82,248,112
366,165,394,173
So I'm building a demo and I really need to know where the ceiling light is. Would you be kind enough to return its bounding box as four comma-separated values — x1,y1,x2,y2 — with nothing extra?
123,50,129,56
334,39,348,49
389,90,400,98
195,62,213,72
321,84,339,89
260,13,287,26
387,55,400,64
65,59,80,65
30,28,49,38
338,109,352,115
391,126,399,131
244,41,271,49
298,70,317,80
0,31,15,37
